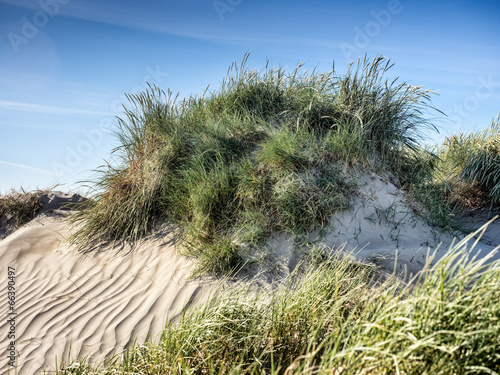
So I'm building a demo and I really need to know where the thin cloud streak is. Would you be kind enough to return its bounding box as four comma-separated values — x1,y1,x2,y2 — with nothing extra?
0,0,310,46
0,100,114,117
0,0,213,40
0,161,59,176
0,121,91,133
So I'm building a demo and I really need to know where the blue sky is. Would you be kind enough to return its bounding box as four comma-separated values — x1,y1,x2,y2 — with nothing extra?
0,0,499,194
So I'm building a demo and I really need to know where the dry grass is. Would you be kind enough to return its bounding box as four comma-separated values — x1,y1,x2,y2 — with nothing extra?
0,189,44,237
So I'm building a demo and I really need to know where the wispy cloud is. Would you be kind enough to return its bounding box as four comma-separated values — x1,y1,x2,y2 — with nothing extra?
0,0,303,46
0,100,114,116
0,0,210,39
0,121,89,133
0,161,59,176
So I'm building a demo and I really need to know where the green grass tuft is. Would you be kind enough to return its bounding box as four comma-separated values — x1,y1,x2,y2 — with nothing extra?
71,54,442,273
418,114,500,228
459,115,500,204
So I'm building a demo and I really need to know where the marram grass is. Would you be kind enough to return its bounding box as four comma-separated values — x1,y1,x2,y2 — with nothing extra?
55,223,500,374
429,114,500,214
53,55,500,374
0,188,44,234
70,54,441,274
460,115,500,204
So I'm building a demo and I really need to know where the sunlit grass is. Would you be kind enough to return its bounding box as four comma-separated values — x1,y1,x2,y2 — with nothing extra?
56,224,500,374
459,116,500,205
428,114,500,219
70,54,442,274
42,54,500,374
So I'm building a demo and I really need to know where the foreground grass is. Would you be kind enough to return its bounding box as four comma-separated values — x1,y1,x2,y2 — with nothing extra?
70,54,442,274
56,226,500,374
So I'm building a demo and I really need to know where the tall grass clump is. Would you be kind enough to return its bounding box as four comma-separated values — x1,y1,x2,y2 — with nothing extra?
430,115,500,215
459,115,500,204
0,189,43,233
70,86,184,246
71,54,442,273
57,225,500,374
335,57,440,163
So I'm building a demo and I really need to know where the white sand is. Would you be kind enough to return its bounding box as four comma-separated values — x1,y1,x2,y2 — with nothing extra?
1,179,499,374
255,171,500,278
0,214,216,375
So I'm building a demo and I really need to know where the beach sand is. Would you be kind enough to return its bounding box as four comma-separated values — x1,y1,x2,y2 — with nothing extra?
0,213,216,375
1,181,498,374
250,171,500,279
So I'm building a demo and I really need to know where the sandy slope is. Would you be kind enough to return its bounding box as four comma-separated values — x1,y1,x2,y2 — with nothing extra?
256,171,500,278
0,214,216,375
1,180,499,374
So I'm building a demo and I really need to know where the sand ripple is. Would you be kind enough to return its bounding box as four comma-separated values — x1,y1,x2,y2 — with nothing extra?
0,216,214,374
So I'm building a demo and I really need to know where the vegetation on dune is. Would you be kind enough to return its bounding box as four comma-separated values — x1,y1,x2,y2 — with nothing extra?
435,115,500,212
39,54,500,374
70,54,443,273
0,189,44,235
396,113,500,235
56,227,500,374
3,53,499,374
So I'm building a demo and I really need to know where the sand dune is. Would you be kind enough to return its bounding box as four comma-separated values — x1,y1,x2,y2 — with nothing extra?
1,178,499,374
256,172,500,278
0,214,216,375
